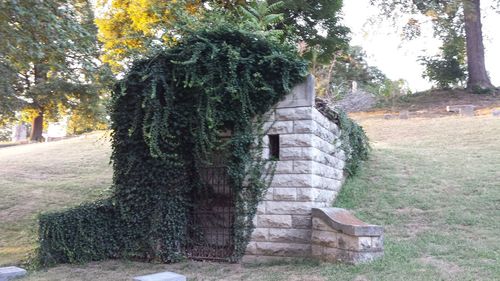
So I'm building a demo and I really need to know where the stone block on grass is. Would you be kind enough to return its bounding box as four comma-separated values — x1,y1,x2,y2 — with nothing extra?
0,266,27,281
133,272,186,281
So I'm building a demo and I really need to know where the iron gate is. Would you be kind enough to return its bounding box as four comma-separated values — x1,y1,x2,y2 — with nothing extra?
185,151,235,261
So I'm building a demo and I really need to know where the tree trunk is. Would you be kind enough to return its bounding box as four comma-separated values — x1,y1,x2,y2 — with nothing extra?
463,0,494,90
29,63,48,141
29,111,44,141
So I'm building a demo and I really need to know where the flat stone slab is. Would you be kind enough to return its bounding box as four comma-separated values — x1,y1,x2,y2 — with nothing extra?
446,104,475,113
0,266,27,281
312,208,383,236
133,272,186,281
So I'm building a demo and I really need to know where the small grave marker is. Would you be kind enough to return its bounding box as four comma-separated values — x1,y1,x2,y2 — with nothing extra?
0,266,27,281
492,109,500,117
133,272,186,281
459,105,475,117
399,110,410,119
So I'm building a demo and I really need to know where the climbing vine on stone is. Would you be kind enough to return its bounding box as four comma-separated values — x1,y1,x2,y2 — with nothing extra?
36,26,307,265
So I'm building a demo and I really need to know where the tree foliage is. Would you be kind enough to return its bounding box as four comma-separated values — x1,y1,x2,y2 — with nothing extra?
0,0,112,139
370,0,495,90
95,0,349,72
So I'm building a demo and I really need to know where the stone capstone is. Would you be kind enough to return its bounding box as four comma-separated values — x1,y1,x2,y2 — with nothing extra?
311,208,384,264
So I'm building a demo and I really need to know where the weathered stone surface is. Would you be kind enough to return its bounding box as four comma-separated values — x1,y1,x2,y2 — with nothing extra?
314,189,337,203
274,161,294,173
492,109,500,117
276,107,312,121
280,134,313,148
291,215,312,229
263,188,274,200
280,147,316,161
133,272,186,281
0,266,27,281
269,229,311,243
293,120,316,134
264,121,294,134
256,203,266,215
250,228,269,241
271,174,312,188
312,208,383,236
293,160,313,173
254,242,311,256
265,201,317,215
311,230,338,248
273,188,297,201
257,215,292,228
296,188,316,201
275,74,315,109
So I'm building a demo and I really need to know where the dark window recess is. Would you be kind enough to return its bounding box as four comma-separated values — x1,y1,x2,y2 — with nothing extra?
268,134,280,160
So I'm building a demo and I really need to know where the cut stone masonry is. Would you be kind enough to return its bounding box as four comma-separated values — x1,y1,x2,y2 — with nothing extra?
244,75,383,264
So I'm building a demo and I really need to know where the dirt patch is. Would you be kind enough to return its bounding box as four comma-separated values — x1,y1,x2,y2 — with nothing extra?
358,89,500,118
418,256,463,280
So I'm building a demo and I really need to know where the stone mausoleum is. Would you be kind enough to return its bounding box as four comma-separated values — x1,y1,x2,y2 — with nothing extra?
243,75,384,264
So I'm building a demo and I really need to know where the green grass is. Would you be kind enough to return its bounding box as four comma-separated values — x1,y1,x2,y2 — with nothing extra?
1,116,499,280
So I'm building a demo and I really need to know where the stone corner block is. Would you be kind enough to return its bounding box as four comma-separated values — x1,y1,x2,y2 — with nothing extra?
311,208,383,236
133,272,186,281
0,266,27,281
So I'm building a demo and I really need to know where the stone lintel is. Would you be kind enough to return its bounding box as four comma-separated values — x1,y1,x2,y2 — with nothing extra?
312,208,383,237
133,272,186,281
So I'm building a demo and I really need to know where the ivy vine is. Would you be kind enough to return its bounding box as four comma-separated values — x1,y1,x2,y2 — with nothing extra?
36,26,307,265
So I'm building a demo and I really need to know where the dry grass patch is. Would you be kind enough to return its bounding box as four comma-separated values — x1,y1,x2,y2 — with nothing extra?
1,116,499,280
0,132,112,265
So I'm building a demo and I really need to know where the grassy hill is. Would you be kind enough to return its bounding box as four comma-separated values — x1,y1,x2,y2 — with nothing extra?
0,115,499,280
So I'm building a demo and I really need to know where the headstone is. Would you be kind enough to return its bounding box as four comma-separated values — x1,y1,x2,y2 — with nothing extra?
0,266,27,281
10,124,27,142
133,272,186,281
446,104,475,113
399,110,410,119
492,109,500,117
383,114,392,120
459,105,475,117
351,81,358,93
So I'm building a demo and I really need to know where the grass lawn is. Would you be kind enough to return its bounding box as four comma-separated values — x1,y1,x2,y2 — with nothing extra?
0,116,499,281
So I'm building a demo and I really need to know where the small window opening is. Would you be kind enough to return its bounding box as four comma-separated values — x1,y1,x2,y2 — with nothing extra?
269,134,280,160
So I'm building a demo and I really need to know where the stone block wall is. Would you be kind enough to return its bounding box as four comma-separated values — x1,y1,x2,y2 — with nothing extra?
244,75,347,260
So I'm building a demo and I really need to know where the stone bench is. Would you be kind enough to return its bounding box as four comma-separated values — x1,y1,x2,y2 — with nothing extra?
0,266,27,281
311,208,384,264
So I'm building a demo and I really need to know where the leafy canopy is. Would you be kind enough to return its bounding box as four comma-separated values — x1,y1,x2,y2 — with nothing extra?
0,0,112,131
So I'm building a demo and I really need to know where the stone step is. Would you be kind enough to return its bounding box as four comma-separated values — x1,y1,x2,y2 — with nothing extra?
0,266,27,281
133,271,186,281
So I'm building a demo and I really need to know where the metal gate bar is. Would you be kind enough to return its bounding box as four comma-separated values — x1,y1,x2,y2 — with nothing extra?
185,152,235,261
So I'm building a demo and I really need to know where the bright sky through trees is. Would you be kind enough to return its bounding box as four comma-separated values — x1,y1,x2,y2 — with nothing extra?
342,0,500,91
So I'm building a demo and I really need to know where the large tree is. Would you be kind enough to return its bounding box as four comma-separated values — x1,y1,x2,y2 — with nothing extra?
0,0,111,140
95,0,348,72
371,0,495,90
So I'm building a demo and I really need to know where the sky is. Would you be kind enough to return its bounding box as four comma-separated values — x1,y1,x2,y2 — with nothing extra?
341,0,500,92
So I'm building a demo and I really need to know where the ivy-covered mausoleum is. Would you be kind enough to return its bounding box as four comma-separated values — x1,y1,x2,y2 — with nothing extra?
37,29,382,266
